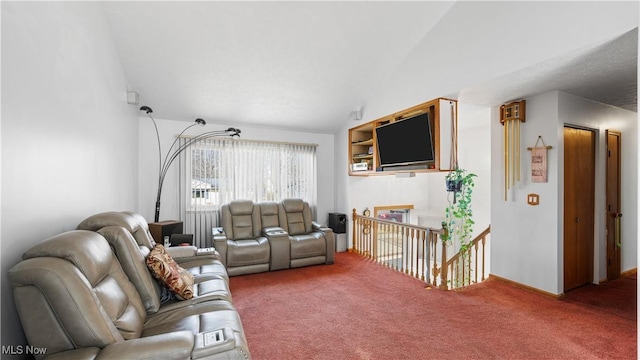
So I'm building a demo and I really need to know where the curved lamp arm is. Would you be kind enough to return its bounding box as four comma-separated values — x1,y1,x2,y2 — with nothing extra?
140,106,241,222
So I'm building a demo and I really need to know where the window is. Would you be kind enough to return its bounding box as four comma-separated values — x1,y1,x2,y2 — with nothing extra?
183,138,316,208
177,137,317,247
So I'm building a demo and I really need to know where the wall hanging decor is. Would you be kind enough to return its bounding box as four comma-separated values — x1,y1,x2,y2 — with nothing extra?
500,100,526,201
527,135,552,183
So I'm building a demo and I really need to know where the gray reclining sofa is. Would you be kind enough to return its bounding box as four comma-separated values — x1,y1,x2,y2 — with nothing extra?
215,198,335,276
8,230,251,360
8,198,332,359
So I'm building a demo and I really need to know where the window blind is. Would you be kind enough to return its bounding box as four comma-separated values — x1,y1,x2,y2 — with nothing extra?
178,137,317,247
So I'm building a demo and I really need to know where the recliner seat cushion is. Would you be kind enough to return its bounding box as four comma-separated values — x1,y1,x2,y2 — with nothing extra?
142,300,241,337
227,238,270,267
290,233,327,259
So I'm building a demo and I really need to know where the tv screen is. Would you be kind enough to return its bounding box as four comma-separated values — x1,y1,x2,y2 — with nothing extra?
375,112,434,168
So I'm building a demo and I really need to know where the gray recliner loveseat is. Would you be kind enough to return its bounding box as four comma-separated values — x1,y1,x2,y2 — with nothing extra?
214,198,334,276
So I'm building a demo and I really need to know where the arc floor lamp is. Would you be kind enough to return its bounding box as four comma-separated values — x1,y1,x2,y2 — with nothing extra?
140,106,241,222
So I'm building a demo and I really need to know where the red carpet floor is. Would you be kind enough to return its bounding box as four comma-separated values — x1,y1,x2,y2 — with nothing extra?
229,252,637,359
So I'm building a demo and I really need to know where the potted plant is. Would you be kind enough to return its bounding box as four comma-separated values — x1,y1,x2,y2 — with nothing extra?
442,167,476,249
445,168,465,193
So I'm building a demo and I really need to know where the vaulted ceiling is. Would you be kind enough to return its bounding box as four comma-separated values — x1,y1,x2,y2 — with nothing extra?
456,28,637,113
101,2,637,133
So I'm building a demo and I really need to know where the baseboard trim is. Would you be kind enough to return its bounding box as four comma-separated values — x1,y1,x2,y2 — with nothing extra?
621,268,637,277
599,268,637,284
489,274,564,299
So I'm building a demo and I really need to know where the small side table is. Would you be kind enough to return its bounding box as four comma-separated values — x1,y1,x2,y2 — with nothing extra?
149,220,183,245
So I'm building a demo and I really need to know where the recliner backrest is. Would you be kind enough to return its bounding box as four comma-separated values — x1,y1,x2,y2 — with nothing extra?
221,200,262,240
278,198,313,235
9,230,146,358
77,212,163,314
259,201,281,228
76,211,157,250
124,211,158,249
98,225,163,314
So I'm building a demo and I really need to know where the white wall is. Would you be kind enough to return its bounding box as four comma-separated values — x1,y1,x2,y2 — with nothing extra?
491,91,637,296
490,92,562,295
137,118,335,225
1,2,139,349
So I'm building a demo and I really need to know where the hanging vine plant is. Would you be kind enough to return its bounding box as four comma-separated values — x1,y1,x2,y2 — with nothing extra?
441,168,476,251
442,167,476,288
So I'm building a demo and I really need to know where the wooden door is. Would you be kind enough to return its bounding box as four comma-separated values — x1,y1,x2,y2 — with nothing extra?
606,130,622,281
564,127,595,291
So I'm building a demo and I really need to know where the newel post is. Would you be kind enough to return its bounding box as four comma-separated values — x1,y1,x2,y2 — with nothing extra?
439,226,449,290
352,208,357,254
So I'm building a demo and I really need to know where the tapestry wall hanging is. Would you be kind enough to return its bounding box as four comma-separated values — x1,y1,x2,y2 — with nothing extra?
527,136,552,183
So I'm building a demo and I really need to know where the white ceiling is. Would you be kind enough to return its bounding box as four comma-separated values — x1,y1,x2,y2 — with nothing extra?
101,2,637,134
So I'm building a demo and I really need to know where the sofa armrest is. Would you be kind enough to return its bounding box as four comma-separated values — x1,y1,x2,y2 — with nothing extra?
212,227,224,237
95,332,193,360
166,246,198,259
312,221,329,231
312,222,335,264
168,246,222,265
44,347,100,360
262,226,286,236
263,227,290,271
192,327,238,359
212,232,228,267
196,247,220,256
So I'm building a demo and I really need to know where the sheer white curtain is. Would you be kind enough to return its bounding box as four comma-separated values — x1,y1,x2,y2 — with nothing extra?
178,138,317,247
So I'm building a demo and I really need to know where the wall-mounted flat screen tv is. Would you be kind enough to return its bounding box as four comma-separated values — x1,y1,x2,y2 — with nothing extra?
375,112,434,168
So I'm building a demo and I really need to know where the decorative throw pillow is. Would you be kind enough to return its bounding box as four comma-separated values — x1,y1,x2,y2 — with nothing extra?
146,244,194,300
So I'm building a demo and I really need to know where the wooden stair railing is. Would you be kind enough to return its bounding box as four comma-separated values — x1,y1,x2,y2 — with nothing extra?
441,225,491,290
351,209,490,290
351,209,443,283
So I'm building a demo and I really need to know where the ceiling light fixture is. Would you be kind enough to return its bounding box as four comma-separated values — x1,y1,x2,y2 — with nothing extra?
139,106,241,222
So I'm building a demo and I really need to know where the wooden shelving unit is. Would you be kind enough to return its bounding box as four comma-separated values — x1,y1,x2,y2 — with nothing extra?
349,123,376,173
348,97,457,176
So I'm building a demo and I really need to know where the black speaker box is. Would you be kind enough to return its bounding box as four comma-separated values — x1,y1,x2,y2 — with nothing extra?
329,213,347,234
